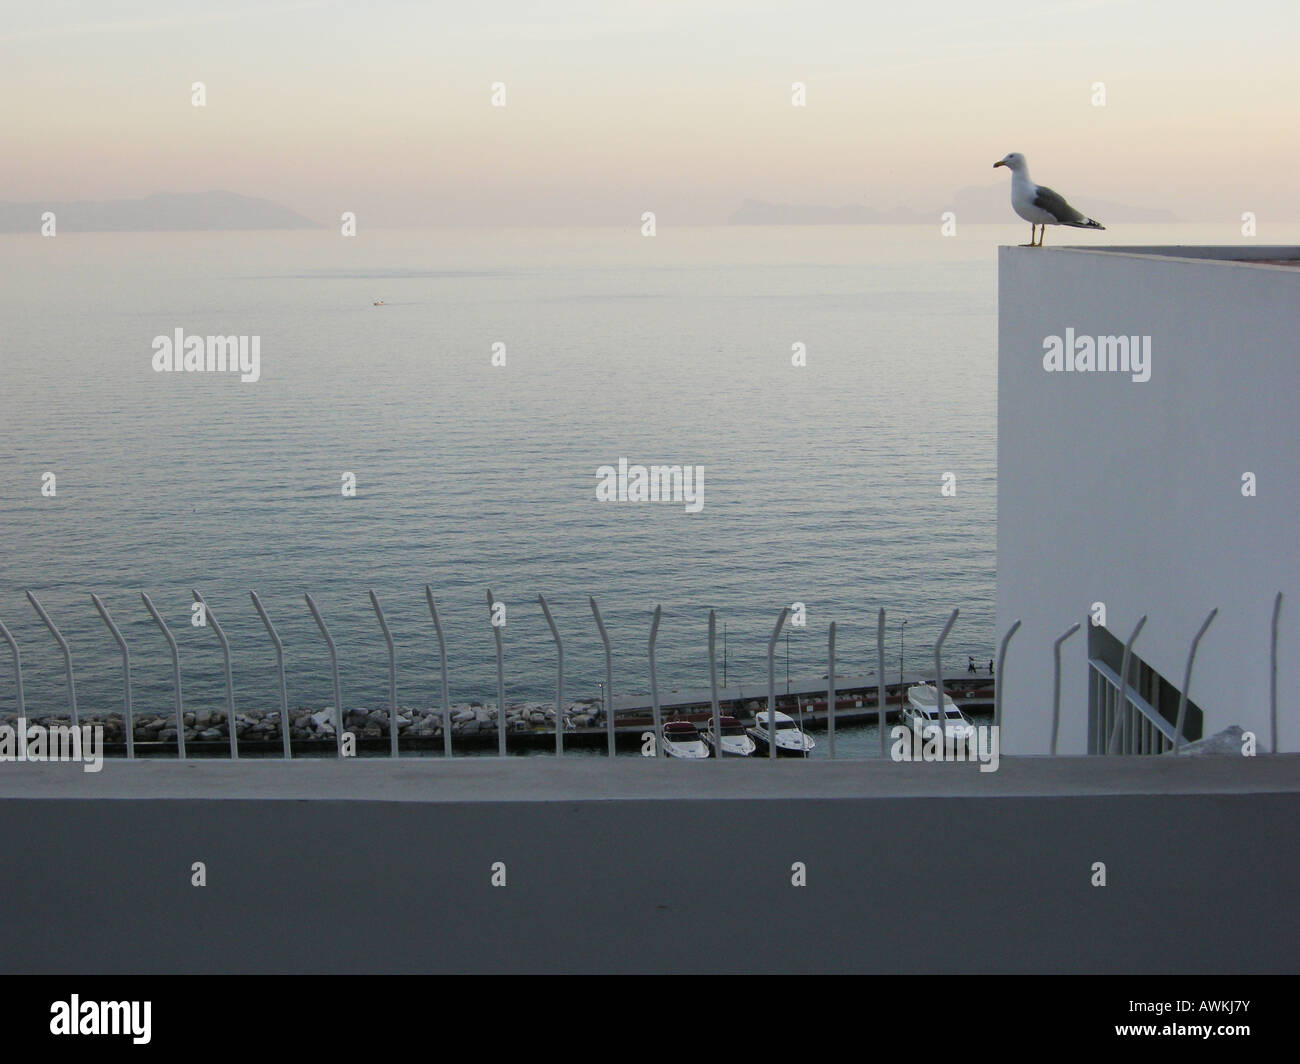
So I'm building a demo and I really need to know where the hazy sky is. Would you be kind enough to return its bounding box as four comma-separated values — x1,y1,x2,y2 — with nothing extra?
4,0,1297,224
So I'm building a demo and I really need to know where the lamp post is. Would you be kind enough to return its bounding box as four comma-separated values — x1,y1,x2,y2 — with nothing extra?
785,629,790,694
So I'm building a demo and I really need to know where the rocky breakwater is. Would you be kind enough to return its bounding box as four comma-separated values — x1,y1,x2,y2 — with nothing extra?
0,699,606,747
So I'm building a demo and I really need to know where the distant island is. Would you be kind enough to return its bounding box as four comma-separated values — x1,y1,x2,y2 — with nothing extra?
729,184,1180,225
0,191,320,233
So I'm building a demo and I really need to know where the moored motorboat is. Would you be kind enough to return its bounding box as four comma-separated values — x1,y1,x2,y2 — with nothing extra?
748,709,815,756
702,715,757,757
902,684,976,752
661,720,709,759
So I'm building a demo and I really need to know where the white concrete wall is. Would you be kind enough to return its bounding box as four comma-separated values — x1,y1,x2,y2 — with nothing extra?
997,246,1300,753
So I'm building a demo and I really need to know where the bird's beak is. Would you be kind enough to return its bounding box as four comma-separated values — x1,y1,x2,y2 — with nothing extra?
993,160,1005,168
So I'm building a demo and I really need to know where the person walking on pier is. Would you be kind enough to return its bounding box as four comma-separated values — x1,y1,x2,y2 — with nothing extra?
968,656,977,673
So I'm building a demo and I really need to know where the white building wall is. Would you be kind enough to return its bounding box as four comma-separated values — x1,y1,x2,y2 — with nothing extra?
997,246,1300,753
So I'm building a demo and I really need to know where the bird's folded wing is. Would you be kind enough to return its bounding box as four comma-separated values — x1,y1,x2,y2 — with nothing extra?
1032,184,1086,224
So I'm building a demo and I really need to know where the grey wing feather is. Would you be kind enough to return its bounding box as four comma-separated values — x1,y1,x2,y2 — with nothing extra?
1032,184,1086,224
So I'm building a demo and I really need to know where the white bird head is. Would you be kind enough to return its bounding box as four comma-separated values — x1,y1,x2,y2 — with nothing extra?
993,152,1027,173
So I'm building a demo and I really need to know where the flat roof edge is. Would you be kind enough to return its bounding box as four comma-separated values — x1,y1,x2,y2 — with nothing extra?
999,244,1300,269
1,754,1297,803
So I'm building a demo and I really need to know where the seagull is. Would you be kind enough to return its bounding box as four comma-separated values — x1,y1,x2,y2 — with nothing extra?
993,152,1104,246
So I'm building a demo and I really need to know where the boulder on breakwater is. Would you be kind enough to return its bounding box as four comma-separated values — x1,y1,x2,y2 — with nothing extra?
0,698,606,746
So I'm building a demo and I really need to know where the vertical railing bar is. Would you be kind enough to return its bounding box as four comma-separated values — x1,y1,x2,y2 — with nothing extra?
369,590,399,759
589,597,615,758
1106,615,1147,754
0,613,26,757
994,619,1022,735
1270,591,1283,754
538,594,565,757
141,593,185,758
766,607,791,759
425,587,452,759
250,591,291,760
193,590,237,759
487,589,506,757
708,610,721,762
1099,672,1105,753
91,594,134,759
305,592,345,759
649,605,663,763
1102,680,1109,754
876,608,887,757
827,621,837,760
1050,622,1081,755
25,591,77,728
933,608,958,752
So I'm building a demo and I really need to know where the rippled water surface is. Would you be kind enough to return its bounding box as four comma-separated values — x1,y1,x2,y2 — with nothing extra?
5,223,1241,718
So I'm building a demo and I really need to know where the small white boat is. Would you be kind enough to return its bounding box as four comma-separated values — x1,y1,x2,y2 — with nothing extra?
703,715,757,758
661,720,709,759
748,709,815,756
902,684,976,751
373,299,385,305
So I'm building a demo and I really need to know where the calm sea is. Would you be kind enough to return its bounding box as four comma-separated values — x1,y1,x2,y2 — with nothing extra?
0,223,1269,726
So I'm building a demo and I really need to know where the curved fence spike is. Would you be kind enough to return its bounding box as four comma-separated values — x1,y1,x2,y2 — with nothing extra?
305,593,344,759
876,608,887,757
708,610,721,763
140,593,184,758
369,590,399,758
25,591,77,727
1270,592,1283,754
1174,607,1218,754
649,605,663,762
487,589,506,756
91,594,133,758
993,619,1021,734
827,622,837,760
425,587,452,758
0,613,26,756
1107,614,1148,754
1050,622,1081,755
933,609,959,751
538,595,565,757
766,607,791,759
193,590,237,759
589,597,615,757
250,592,291,759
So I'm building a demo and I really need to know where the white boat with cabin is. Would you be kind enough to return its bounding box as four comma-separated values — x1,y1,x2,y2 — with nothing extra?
703,715,757,757
902,684,976,751
661,720,709,759
748,709,815,756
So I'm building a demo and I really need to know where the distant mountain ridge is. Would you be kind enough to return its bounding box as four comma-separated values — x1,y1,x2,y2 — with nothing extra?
729,184,1180,225
0,191,320,232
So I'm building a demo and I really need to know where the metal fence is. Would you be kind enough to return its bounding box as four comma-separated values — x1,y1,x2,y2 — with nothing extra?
0,588,1286,759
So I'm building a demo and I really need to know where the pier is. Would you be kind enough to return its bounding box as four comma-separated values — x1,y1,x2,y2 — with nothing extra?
20,672,996,757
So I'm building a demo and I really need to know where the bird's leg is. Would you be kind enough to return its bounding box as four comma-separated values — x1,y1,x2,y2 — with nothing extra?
1036,226,1046,247
1021,224,1035,247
